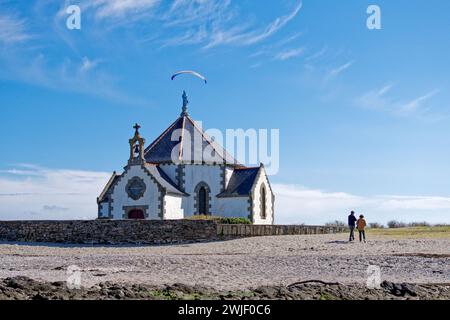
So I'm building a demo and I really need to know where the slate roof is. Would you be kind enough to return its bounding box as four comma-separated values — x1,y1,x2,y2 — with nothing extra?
144,115,238,165
98,164,186,203
144,164,187,196
217,167,261,197
97,172,120,203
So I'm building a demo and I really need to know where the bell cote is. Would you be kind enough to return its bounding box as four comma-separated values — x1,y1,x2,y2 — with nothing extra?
128,123,145,165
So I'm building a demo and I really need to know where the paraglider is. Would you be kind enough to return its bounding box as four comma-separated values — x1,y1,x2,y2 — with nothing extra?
171,70,207,84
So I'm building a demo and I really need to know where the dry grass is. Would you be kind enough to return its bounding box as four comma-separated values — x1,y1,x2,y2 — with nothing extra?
368,226,450,238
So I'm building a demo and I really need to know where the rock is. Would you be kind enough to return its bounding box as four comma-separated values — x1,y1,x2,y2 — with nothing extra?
51,281,66,287
5,276,35,290
114,290,125,299
381,280,394,292
254,286,279,298
401,283,417,297
0,277,448,300
167,283,195,294
32,293,49,300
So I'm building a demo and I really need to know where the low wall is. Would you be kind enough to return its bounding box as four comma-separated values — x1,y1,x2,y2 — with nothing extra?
0,220,217,245
217,224,347,237
0,220,347,245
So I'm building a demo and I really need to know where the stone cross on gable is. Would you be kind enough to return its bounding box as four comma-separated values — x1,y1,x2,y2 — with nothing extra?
133,123,141,135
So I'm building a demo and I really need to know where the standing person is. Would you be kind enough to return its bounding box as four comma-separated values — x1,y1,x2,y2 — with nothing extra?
357,215,367,243
348,211,357,241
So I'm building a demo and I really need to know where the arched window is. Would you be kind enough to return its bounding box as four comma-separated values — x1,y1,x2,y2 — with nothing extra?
198,187,207,215
260,185,267,219
195,182,211,216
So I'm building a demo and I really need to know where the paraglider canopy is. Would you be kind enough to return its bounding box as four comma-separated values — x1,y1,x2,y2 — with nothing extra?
171,70,207,84
171,70,207,116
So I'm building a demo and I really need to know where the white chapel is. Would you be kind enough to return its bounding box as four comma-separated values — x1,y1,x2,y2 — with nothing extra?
97,92,274,225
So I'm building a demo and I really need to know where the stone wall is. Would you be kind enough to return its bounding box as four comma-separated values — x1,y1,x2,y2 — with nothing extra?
0,220,347,245
0,220,218,245
217,224,347,237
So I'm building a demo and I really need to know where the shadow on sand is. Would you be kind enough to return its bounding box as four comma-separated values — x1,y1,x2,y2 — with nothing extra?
326,240,350,245
0,240,209,249
0,235,246,248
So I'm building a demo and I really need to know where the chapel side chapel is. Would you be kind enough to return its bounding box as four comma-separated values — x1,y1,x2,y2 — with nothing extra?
97,93,274,225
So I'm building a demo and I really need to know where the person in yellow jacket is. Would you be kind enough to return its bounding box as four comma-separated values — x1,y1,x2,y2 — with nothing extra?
356,214,367,243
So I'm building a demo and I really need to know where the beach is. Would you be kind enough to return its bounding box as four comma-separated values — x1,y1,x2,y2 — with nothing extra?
1,230,449,292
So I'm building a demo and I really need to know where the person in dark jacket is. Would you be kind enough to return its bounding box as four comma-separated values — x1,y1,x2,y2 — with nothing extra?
348,211,357,241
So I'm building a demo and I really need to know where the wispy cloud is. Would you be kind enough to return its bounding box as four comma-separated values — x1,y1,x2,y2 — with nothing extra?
163,0,233,27
155,0,303,49
247,30,305,67
324,60,353,81
398,89,440,115
355,84,441,119
88,0,160,20
276,32,303,47
0,164,111,220
274,47,305,61
0,52,142,105
274,184,450,225
2,167,449,224
0,12,31,44
79,56,100,73
69,0,303,49
159,25,209,47
204,1,303,48
305,46,328,61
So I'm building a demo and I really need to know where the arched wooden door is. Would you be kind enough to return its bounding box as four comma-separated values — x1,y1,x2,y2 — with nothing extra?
128,209,145,220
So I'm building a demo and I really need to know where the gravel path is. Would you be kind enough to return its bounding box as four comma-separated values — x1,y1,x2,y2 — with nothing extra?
0,233,449,291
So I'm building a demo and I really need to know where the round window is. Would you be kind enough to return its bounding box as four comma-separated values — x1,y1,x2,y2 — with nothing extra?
126,177,146,200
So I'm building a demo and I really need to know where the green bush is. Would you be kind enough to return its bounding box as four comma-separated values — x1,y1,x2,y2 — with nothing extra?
186,215,221,221
369,222,385,229
187,215,252,224
407,222,430,227
218,217,252,225
387,220,407,228
186,215,252,224
325,220,347,228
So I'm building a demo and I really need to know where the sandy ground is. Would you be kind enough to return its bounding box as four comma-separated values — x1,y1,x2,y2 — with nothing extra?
0,233,449,291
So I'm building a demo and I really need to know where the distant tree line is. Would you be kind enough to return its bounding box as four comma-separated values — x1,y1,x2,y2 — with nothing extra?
325,220,447,229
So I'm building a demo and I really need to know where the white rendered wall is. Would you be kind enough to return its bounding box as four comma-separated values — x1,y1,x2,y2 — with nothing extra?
224,166,234,189
164,195,184,219
216,197,249,219
110,165,161,220
182,164,223,217
251,170,274,225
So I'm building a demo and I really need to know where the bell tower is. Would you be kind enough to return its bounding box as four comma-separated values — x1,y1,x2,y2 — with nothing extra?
128,123,146,165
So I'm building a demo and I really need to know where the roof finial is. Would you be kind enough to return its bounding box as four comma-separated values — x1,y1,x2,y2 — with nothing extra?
181,90,189,116
133,123,141,136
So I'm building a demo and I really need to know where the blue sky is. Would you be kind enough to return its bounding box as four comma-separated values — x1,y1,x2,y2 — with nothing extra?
1,0,449,224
